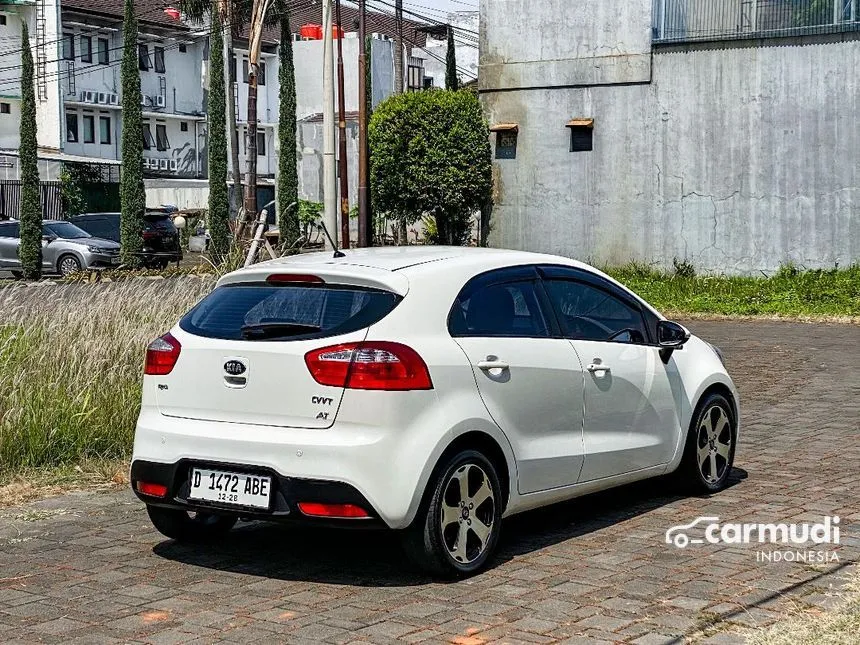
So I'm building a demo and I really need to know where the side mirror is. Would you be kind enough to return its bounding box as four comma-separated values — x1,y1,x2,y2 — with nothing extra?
657,321,690,363
42,235,56,244
657,320,690,348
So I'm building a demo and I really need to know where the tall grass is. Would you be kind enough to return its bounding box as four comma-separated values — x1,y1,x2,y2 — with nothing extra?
0,277,213,473
607,264,860,318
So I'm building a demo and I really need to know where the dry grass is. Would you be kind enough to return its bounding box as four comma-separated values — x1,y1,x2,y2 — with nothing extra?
746,570,860,645
0,277,213,475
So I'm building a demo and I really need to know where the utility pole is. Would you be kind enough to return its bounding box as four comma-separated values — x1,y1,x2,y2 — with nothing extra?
357,0,369,247
335,0,350,249
223,0,242,222
244,0,273,229
322,0,338,249
394,0,404,93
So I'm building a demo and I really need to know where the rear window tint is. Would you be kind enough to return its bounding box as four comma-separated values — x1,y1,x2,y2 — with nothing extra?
179,283,402,341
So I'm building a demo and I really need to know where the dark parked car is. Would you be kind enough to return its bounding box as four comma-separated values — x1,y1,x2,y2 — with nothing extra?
70,211,182,269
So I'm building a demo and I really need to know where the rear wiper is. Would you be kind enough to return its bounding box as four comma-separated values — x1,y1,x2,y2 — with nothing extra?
240,322,321,340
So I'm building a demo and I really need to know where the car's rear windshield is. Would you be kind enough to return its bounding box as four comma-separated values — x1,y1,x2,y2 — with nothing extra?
179,283,402,341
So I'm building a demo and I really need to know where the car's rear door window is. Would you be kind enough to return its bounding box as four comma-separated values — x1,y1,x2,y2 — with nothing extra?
180,283,402,341
450,280,549,338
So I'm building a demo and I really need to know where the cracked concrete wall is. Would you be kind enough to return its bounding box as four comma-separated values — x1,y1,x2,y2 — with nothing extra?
480,0,860,273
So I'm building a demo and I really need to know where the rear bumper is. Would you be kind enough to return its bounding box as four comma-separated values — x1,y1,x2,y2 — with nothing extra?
131,408,425,529
131,459,385,528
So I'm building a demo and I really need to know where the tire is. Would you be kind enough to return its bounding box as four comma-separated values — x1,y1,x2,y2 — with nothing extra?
154,259,169,270
10,270,23,280
57,254,82,276
146,505,237,543
403,450,503,578
678,393,737,494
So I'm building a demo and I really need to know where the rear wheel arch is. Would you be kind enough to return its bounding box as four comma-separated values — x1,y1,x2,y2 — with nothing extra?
428,431,512,514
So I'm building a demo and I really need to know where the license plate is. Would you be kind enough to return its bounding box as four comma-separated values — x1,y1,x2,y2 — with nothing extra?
110,257,121,265
188,468,272,509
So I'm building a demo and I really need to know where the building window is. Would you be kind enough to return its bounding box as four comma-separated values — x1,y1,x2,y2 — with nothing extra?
156,124,170,151
242,59,249,83
258,61,266,86
230,55,237,82
178,43,187,53
80,35,92,63
0,15,6,26
154,46,165,73
138,43,150,71
256,131,266,156
0,102,10,115
97,38,109,64
142,123,154,150
567,119,594,152
83,115,95,143
99,116,111,144
62,33,75,60
66,112,78,142
490,124,519,160
180,121,188,132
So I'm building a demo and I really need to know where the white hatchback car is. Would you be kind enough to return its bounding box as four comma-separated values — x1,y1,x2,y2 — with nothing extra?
132,247,739,576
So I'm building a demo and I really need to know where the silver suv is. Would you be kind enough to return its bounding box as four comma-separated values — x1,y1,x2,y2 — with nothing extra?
0,219,120,276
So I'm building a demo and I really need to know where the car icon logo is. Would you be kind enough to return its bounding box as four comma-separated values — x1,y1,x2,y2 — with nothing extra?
224,360,247,376
665,516,720,549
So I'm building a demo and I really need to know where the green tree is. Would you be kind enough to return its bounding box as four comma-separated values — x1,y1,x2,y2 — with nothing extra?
445,27,459,91
276,0,299,248
369,90,491,246
18,23,41,280
208,3,230,262
119,0,145,266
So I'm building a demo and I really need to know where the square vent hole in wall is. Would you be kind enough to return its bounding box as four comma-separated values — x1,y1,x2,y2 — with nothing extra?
567,118,593,152
490,123,518,160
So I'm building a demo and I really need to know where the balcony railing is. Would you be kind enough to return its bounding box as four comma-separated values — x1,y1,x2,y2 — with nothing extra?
653,0,860,43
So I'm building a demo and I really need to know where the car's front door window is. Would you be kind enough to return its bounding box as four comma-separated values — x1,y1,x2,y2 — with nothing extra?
543,279,647,343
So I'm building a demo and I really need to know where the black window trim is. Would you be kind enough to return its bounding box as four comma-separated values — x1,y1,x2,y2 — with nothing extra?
447,265,561,340
537,264,656,345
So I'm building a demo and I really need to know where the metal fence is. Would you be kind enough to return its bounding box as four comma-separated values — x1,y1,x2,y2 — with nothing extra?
0,181,64,221
653,0,860,43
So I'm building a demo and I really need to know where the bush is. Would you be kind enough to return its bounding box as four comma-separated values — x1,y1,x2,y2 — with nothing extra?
369,90,492,245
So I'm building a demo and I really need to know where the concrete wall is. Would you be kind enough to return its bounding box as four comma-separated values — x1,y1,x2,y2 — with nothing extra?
145,179,209,210
480,0,860,273
419,11,479,89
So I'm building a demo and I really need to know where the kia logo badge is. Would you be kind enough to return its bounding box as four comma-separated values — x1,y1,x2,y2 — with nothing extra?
224,360,247,376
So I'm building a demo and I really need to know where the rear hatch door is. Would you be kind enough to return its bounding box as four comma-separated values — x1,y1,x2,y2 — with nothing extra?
155,275,404,429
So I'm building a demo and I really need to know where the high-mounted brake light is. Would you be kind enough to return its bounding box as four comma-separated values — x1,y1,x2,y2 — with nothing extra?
305,342,433,391
144,332,181,375
266,274,325,284
297,502,370,519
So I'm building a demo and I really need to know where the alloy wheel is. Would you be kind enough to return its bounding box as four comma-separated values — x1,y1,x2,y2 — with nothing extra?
440,463,495,564
60,256,81,275
696,405,733,484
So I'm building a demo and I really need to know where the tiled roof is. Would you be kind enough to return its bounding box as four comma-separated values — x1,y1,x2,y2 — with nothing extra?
61,0,193,30
60,1,429,46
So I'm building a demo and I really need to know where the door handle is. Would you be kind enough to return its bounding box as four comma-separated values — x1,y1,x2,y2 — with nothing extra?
587,363,611,374
477,360,509,371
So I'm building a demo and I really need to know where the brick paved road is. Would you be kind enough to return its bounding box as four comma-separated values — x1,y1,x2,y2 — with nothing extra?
1,321,858,644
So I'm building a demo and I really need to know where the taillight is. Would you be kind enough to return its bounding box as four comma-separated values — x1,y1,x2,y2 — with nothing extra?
144,333,181,375
297,502,370,519
305,342,433,391
135,481,168,498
